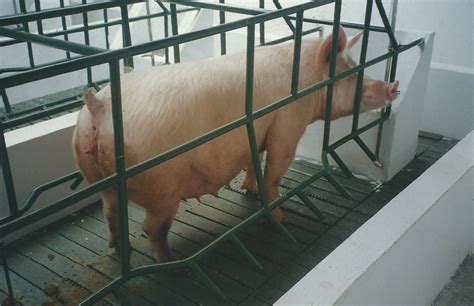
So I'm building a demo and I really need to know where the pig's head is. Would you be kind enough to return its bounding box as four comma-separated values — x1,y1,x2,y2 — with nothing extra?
316,27,399,118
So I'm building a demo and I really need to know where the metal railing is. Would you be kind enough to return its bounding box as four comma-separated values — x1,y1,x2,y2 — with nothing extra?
0,0,423,304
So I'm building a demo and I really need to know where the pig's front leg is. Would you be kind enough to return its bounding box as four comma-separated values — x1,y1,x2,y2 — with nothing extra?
101,189,124,252
241,152,264,194
142,200,179,262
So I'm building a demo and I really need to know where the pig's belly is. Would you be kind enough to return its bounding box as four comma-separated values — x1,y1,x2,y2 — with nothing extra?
181,161,243,200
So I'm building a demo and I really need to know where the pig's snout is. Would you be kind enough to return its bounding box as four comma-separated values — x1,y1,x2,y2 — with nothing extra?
362,80,400,109
385,80,399,101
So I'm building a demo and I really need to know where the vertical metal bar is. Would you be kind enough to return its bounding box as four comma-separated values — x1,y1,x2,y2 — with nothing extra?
375,0,399,48
351,0,373,132
120,3,134,69
156,0,170,64
33,0,43,35
219,0,226,55
189,263,227,300
1,89,12,115
290,11,303,96
229,233,263,270
59,0,71,59
0,122,18,216
272,0,295,34
170,3,180,63
81,0,93,84
103,9,110,50
321,0,342,151
245,24,296,243
145,0,156,66
244,24,267,206
328,150,352,177
109,61,130,276
1,243,14,303
375,0,399,159
296,191,325,220
259,0,265,45
19,0,35,68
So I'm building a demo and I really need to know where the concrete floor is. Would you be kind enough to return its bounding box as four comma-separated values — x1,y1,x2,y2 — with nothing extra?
433,255,474,306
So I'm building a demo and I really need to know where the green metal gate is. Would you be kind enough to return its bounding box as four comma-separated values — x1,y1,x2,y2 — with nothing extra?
0,0,423,304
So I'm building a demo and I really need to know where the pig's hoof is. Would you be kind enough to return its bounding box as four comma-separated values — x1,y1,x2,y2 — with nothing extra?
240,181,259,195
272,208,288,224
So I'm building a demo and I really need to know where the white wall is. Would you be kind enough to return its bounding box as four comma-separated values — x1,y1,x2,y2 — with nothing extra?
276,131,473,305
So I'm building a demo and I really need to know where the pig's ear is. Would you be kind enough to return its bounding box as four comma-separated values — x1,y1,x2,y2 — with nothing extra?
83,89,102,116
317,27,347,71
347,31,363,49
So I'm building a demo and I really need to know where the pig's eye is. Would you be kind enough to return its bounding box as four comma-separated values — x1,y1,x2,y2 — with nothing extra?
92,126,97,131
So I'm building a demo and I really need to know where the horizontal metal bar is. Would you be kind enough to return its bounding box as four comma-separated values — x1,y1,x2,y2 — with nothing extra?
0,0,334,89
0,27,105,55
0,8,198,48
286,15,387,33
2,99,85,128
263,26,322,46
0,173,119,237
0,0,147,27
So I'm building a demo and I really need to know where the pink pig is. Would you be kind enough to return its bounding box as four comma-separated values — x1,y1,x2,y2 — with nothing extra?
72,27,399,262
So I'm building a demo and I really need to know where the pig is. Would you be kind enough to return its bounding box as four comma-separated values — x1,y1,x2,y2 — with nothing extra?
72,27,399,262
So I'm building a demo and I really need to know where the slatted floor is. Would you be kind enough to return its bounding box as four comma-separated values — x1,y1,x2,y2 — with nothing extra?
0,132,458,305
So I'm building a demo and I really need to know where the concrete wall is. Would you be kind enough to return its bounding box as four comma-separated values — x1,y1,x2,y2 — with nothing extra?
0,112,99,243
276,131,473,305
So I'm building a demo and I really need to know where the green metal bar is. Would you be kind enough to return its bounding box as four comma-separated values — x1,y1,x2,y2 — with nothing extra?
351,0,373,132
328,150,353,177
59,0,71,59
0,243,14,302
170,3,180,63
145,0,156,66
0,8,197,48
103,8,111,50
108,61,131,275
34,0,43,35
296,191,325,220
272,0,295,34
0,0,147,27
81,0,93,84
190,263,227,300
286,15,387,33
0,0,348,89
3,98,86,129
165,0,387,33
0,122,18,217
263,26,322,46
1,89,12,114
0,173,119,236
321,0,342,150
323,171,352,199
229,233,263,271
259,0,265,45
0,37,422,131
155,0,171,64
290,10,303,96
0,171,82,225
80,275,127,305
244,24,267,206
354,136,378,163
0,27,105,55
120,3,134,69
375,0,399,48
19,0,35,68
219,0,226,55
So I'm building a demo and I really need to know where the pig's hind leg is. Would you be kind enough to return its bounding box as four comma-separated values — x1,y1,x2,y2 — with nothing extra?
101,189,123,251
142,198,180,262
241,152,264,194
